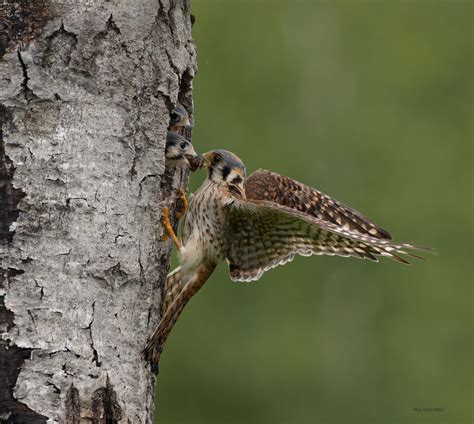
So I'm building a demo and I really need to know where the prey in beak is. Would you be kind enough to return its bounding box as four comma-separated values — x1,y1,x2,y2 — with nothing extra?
186,154,202,172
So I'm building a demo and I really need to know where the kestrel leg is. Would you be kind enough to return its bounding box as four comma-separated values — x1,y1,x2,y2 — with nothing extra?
161,207,182,250
175,188,188,220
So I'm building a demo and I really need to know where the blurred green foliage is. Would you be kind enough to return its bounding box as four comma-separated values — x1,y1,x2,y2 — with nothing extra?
156,1,472,423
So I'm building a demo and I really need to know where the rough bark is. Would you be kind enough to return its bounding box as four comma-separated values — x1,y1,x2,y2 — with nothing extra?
0,0,196,422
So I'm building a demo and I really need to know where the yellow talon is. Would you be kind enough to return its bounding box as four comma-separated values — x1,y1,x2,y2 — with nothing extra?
161,207,182,250
175,188,188,220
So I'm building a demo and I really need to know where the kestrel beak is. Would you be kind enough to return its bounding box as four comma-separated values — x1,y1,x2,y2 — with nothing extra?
198,152,213,169
182,117,193,129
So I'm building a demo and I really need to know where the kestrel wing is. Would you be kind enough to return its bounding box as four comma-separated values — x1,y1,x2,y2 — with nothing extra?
245,169,392,240
224,198,427,282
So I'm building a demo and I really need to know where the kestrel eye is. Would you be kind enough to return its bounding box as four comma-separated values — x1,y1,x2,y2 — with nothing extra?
170,112,179,123
213,155,222,164
179,141,188,150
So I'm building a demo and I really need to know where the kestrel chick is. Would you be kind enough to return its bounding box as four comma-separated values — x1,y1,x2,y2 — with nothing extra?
169,102,193,132
165,131,199,170
144,150,431,368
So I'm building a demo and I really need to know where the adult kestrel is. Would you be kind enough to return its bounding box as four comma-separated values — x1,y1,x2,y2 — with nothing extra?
143,150,430,369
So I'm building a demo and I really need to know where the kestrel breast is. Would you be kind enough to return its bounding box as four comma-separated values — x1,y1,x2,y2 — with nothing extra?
181,181,228,267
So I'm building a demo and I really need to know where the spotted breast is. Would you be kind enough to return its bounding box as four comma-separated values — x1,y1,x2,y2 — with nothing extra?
181,179,229,270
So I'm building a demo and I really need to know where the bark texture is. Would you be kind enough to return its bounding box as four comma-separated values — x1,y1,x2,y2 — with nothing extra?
0,0,196,422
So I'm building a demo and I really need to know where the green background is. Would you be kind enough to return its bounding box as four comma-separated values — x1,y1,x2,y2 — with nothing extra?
156,1,473,423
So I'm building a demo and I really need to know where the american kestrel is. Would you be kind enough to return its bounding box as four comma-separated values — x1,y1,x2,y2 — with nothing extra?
165,130,198,169
144,150,430,369
169,102,193,134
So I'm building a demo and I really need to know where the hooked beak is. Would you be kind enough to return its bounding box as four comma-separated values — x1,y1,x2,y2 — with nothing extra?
186,151,213,172
198,152,213,169
183,117,193,129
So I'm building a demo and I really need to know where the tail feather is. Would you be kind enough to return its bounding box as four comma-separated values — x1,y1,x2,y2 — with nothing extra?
143,263,216,373
143,266,184,374
162,266,183,315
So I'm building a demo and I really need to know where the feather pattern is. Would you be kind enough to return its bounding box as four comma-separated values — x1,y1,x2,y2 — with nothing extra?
245,169,392,240
143,263,216,369
162,266,183,315
225,197,426,281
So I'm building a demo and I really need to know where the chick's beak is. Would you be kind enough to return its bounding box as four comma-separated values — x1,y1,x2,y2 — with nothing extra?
183,117,193,129
186,144,197,158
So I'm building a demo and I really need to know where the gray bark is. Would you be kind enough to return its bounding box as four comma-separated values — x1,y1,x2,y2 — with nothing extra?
0,0,196,422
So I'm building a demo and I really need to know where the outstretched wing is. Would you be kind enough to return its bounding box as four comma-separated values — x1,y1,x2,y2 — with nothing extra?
245,169,392,240
224,197,427,282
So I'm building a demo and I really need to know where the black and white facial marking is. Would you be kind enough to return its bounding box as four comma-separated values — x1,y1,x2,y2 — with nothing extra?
230,174,243,186
204,150,246,196
165,131,197,162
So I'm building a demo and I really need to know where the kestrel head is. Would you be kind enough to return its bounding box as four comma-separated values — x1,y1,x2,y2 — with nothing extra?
165,131,199,170
200,150,247,196
169,103,193,129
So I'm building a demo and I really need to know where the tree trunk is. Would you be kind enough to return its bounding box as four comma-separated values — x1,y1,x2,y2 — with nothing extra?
0,1,196,422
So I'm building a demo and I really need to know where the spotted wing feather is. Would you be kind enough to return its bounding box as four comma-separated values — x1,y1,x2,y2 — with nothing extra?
225,198,425,282
245,170,392,240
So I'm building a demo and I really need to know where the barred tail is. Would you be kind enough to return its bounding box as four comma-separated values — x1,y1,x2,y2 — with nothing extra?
142,263,216,373
142,266,184,373
162,266,183,315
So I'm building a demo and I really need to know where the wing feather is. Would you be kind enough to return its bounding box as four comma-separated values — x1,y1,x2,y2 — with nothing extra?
245,169,392,240
225,198,426,282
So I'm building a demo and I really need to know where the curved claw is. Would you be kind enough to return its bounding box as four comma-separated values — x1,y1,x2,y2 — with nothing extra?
161,207,182,250
175,189,188,220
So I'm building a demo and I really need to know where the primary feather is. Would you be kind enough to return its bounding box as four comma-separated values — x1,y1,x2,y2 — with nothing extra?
225,197,425,281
